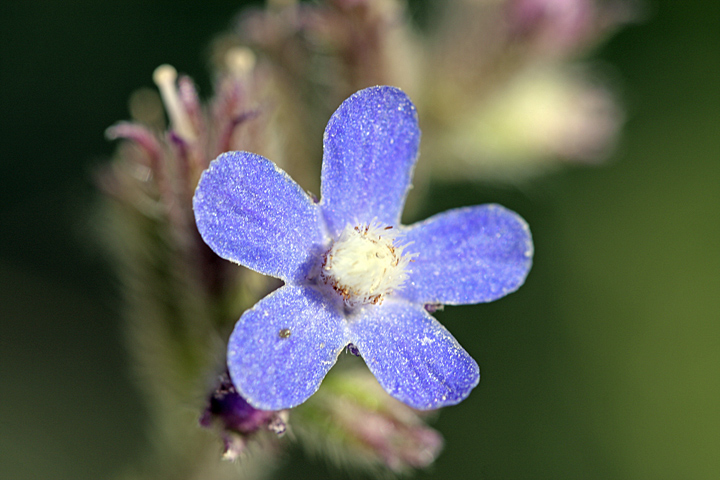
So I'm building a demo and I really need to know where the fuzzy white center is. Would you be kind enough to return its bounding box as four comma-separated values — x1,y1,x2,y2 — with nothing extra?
322,222,413,306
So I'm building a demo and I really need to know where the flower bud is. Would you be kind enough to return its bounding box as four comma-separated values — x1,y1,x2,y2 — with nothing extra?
292,367,443,473
200,371,288,459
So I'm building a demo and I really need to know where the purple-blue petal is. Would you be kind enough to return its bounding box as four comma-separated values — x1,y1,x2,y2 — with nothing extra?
320,86,420,236
193,151,326,282
347,301,479,410
400,204,533,305
227,285,347,410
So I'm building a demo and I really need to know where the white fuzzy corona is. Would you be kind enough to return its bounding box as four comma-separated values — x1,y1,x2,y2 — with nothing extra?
322,222,414,306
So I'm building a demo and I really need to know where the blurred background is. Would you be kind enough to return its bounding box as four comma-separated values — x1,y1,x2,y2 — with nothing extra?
1,1,719,479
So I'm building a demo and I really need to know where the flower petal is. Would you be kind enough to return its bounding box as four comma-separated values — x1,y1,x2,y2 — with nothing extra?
320,86,420,236
193,151,326,282
227,285,347,410
400,204,533,305
347,301,479,410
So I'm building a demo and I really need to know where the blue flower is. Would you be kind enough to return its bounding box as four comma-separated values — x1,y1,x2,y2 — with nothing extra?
193,86,533,411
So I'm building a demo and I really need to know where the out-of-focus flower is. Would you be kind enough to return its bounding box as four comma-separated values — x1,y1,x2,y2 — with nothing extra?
193,86,533,411
421,0,632,180
230,0,633,181
503,0,631,58
426,66,623,180
237,0,419,104
293,368,444,473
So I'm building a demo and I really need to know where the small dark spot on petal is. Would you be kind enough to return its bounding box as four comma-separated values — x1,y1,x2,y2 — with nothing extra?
279,328,291,338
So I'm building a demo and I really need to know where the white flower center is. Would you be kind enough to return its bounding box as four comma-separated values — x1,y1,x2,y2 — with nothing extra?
321,222,414,306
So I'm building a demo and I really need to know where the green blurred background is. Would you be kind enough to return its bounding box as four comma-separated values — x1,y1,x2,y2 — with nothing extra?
1,1,718,479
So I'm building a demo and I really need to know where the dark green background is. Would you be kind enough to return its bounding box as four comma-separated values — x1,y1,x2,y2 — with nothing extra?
2,1,719,479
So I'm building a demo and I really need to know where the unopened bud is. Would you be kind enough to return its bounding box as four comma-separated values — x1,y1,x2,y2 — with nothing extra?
201,371,288,457
293,368,443,473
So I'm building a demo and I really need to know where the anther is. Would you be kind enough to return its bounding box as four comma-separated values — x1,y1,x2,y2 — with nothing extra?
152,64,197,141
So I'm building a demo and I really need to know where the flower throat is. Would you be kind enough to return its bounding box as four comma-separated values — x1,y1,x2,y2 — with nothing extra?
321,222,414,307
